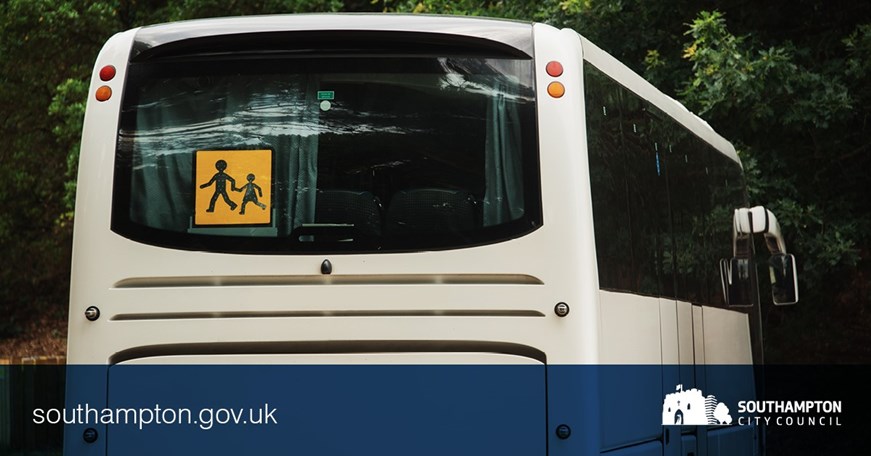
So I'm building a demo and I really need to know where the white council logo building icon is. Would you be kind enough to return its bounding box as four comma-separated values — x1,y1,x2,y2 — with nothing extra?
663,384,732,425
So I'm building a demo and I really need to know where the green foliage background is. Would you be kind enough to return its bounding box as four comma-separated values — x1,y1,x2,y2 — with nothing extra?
1,0,868,362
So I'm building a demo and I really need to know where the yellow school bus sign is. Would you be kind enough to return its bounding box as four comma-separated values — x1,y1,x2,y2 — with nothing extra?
194,149,273,226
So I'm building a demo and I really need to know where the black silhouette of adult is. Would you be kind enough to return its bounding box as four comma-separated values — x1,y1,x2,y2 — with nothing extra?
200,159,237,212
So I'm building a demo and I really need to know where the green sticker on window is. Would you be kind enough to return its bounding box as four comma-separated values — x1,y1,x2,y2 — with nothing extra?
317,91,335,100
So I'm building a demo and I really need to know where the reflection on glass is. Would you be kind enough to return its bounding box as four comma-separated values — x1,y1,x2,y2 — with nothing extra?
584,64,749,307
114,57,539,252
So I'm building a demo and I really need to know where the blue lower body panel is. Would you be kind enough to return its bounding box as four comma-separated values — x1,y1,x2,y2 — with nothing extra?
66,364,546,456
603,441,663,456
61,364,762,456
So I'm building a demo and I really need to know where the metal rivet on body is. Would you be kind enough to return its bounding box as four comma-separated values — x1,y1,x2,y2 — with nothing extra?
83,427,98,443
85,306,100,321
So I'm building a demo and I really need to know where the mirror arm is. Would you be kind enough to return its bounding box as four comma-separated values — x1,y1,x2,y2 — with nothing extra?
733,206,788,255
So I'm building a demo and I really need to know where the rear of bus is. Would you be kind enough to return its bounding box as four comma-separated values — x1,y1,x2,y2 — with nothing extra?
67,15,600,456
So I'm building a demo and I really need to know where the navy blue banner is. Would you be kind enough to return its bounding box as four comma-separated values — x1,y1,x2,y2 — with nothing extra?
1,364,866,455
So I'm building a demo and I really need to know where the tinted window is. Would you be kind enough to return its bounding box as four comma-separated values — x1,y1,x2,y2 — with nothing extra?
585,66,670,298
585,63,748,305
621,99,671,297
112,56,540,253
671,136,713,303
585,67,633,291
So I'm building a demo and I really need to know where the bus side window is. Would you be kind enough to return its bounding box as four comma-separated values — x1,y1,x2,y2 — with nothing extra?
670,135,711,304
620,88,667,297
585,65,633,292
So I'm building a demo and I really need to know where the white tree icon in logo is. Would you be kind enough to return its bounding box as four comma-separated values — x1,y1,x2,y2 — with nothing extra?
712,402,733,425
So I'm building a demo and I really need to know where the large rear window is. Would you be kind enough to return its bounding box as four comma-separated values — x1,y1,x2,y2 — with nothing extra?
112,54,540,253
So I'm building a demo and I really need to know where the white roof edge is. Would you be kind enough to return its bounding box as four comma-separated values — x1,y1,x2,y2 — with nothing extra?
575,32,741,167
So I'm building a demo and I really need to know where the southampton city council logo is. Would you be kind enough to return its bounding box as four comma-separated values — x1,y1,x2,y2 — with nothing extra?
662,384,732,425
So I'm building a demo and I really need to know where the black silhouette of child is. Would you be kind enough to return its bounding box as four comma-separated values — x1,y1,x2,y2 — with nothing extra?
200,159,237,212
235,173,267,215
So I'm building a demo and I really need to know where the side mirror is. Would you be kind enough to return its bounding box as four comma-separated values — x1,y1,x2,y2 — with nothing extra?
769,253,798,305
721,257,756,307
731,206,799,305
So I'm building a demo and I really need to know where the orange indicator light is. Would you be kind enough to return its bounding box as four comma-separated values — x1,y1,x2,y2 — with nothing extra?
546,61,564,77
547,82,565,98
95,86,112,102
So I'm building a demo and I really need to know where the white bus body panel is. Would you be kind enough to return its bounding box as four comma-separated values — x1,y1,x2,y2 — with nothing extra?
69,20,600,367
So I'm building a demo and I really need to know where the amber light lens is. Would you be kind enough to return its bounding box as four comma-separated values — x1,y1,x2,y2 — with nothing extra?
99,65,116,81
546,61,564,77
95,86,112,102
547,82,565,98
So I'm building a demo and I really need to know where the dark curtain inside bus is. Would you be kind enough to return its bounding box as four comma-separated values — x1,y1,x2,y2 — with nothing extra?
129,75,321,234
483,81,524,227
